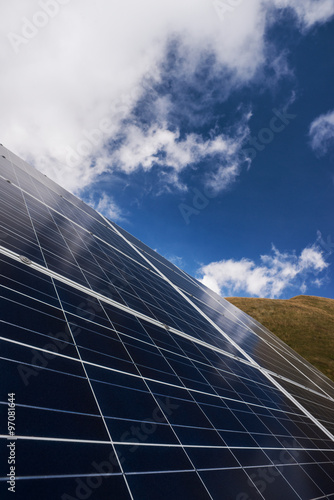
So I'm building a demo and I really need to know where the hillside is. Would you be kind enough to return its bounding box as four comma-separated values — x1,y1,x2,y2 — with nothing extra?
225,295,334,383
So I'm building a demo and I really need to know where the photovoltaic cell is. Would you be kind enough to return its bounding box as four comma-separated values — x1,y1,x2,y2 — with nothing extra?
1,144,334,499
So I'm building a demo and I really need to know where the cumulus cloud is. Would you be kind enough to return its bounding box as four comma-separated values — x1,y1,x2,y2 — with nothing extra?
309,109,334,156
110,119,249,190
198,245,328,298
0,0,333,196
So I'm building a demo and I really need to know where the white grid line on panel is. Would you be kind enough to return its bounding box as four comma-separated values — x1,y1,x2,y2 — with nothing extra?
1,435,333,455
0,435,110,444
311,495,334,500
0,473,123,482
0,463,333,486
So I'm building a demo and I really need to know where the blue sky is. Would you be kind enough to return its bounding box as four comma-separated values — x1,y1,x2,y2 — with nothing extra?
1,0,334,299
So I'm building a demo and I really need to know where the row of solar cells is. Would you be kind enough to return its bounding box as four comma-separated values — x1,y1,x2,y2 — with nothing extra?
1,256,333,452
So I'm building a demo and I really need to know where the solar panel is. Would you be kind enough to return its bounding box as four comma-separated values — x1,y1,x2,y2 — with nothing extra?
1,144,334,499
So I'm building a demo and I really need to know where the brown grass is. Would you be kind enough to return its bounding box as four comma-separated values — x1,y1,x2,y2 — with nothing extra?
225,295,334,382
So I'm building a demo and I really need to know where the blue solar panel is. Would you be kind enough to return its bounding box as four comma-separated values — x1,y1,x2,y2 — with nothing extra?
1,144,334,499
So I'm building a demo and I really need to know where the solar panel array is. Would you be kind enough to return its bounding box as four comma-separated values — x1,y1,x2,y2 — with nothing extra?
1,144,334,499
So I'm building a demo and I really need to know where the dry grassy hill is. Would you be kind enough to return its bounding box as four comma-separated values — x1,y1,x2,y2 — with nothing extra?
225,295,334,382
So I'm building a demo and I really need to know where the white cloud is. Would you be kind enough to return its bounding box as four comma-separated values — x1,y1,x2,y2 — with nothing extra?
273,0,334,29
0,0,333,194
198,245,328,298
204,115,251,192
110,120,249,190
206,162,241,193
114,125,189,173
313,277,326,288
86,192,124,222
317,230,334,256
309,109,334,156
299,246,329,271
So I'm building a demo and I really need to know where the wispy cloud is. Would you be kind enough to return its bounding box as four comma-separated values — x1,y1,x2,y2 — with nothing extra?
309,109,334,156
273,0,334,30
164,254,185,269
198,244,328,298
85,192,125,222
1,0,333,196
